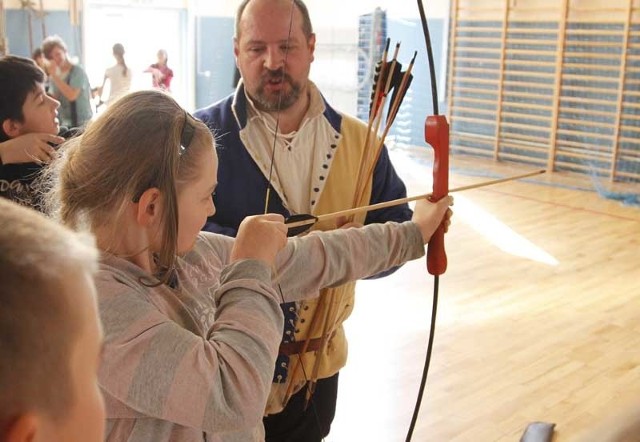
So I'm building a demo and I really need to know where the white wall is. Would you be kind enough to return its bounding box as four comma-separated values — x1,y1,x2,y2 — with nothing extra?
5,0,450,111
191,0,450,114
192,0,450,19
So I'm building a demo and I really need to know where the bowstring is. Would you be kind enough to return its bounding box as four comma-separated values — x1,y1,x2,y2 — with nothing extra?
406,1,442,440
264,1,325,439
263,0,295,214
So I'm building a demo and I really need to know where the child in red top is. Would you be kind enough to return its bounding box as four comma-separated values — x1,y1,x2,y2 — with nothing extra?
146,49,174,92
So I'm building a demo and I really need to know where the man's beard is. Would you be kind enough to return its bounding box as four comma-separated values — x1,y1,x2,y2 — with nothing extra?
253,69,302,112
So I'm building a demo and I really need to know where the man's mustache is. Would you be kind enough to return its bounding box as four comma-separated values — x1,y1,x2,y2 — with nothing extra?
261,69,293,84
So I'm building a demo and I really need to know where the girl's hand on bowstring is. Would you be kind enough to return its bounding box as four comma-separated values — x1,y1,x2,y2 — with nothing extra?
231,214,288,266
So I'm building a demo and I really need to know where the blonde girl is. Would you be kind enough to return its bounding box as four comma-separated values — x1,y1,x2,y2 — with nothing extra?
97,43,132,107
46,90,451,442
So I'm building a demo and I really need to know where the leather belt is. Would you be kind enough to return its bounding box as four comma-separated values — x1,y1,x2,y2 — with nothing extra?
279,337,324,356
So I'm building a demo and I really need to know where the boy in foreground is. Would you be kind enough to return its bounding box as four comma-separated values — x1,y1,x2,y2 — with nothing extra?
0,198,105,442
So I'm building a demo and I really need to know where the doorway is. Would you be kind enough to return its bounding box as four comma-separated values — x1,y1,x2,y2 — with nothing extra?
83,1,188,108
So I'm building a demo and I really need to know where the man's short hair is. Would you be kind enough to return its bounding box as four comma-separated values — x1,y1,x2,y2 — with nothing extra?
235,0,314,40
41,35,68,60
0,198,98,432
0,55,46,142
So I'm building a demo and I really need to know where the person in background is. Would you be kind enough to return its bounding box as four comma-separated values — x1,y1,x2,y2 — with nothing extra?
31,47,46,68
194,1,413,440
96,43,132,108
145,48,173,92
31,47,50,92
45,89,452,441
42,35,93,128
0,198,105,442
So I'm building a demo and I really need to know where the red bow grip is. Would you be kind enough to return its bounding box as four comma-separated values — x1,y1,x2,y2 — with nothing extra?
425,115,449,276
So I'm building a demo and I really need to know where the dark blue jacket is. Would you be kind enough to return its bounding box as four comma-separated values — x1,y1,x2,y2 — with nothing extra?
194,87,412,237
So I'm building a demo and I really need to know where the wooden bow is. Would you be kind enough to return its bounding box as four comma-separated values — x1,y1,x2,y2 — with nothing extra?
404,1,449,440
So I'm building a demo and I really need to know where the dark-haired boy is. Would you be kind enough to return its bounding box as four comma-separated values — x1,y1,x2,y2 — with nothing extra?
0,55,68,209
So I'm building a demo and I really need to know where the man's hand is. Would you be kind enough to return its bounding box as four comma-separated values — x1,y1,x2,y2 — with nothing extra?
412,196,454,244
0,133,64,165
231,214,288,266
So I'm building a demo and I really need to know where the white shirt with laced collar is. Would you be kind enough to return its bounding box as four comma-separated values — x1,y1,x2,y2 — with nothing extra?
239,81,342,215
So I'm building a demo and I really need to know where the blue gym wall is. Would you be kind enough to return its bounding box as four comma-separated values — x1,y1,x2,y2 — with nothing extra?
195,16,235,110
6,10,82,59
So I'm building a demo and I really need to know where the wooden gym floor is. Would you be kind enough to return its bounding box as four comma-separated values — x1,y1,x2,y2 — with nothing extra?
327,149,640,441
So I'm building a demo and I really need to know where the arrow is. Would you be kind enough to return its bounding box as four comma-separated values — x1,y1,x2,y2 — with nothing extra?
285,169,545,234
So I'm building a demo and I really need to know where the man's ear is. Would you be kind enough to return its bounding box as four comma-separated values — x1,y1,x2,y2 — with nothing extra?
135,187,162,227
1,118,22,139
4,413,39,442
233,38,240,59
308,33,316,62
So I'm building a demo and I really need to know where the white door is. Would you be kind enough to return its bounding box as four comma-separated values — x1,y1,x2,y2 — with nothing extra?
84,2,187,108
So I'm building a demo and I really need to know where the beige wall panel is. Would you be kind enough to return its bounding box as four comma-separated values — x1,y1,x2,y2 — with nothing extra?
458,0,505,9
458,10,507,21
567,10,630,21
570,0,630,10
508,10,564,22
511,0,559,8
